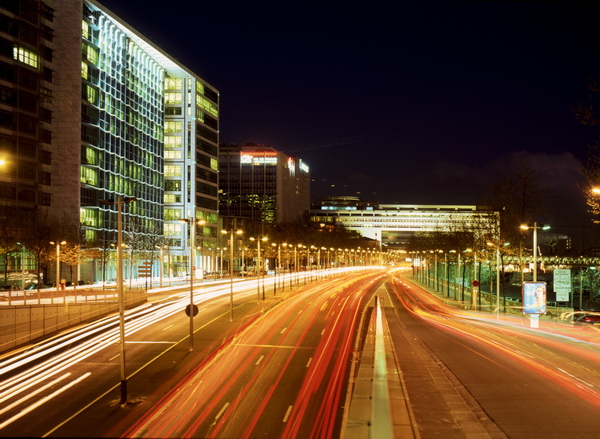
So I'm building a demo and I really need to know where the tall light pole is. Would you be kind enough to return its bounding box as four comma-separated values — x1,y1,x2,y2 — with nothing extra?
222,229,242,321
181,218,205,351
49,240,66,293
102,195,136,405
17,242,25,291
520,222,550,282
250,236,268,302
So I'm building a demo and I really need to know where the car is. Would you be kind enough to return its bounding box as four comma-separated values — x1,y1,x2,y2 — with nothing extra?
575,314,600,326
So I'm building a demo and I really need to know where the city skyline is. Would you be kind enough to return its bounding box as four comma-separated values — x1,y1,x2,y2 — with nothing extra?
99,1,600,226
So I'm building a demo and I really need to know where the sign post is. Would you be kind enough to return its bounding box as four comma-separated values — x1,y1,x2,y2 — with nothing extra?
553,269,571,303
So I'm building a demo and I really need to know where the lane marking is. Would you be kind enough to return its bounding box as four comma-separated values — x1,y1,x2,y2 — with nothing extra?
162,324,173,331
306,357,312,368
213,402,230,425
283,405,293,423
0,372,90,430
255,355,264,366
281,327,287,334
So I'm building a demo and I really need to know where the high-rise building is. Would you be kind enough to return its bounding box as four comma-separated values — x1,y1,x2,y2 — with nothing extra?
219,143,310,232
0,0,55,219
0,0,220,280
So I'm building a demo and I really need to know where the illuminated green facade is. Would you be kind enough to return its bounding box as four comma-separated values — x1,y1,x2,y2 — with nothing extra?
50,0,219,279
79,4,165,245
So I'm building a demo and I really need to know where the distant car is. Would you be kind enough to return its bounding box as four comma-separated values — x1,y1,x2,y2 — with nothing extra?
575,314,600,325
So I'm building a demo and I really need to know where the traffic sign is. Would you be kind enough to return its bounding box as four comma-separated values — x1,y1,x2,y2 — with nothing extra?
472,280,480,287
185,304,199,317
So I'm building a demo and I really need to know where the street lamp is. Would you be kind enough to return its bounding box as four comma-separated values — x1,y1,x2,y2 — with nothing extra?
180,218,206,352
250,236,268,301
520,222,550,282
101,195,136,405
49,240,66,296
222,229,243,320
16,242,26,292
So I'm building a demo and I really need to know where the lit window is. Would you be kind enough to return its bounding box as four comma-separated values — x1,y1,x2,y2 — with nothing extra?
165,150,182,159
164,165,182,177
164,223,182,236
82,21,89,40
165,135,182,147
81,62,88,79
81,167,98,186
197,96,218,117
165,78,182,90
165,92,182,104
13,46,39,68
165,121,182,133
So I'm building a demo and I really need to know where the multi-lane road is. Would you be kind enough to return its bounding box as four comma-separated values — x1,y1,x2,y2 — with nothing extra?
1,268,599,438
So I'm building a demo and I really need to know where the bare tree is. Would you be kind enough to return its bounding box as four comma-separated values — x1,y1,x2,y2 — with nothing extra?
573,77,600,221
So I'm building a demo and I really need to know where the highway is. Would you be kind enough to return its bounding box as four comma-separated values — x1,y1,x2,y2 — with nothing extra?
1,268,599,438
0,268,383,438
386,272,600,438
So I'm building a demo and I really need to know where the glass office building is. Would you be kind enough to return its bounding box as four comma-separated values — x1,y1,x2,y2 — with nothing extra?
0,0,220,281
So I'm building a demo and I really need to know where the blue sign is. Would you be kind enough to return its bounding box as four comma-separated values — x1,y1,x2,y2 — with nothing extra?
522,281,547,314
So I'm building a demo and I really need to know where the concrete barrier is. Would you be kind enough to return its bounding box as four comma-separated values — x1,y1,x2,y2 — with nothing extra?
0,291,146,353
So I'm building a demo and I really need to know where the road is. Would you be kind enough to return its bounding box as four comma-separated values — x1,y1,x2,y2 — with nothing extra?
0,268,383,438
386,272,600,438
2,268,599,438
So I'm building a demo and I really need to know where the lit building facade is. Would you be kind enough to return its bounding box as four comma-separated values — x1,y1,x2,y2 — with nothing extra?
311,197,500,250
0,0,219,281
219,143,310,232
0,0,55,219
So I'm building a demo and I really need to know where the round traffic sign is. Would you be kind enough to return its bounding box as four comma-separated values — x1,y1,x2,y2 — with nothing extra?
472,280,480,287
185,304,199,317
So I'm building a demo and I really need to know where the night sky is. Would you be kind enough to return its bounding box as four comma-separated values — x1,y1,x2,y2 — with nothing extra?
99,0,600,233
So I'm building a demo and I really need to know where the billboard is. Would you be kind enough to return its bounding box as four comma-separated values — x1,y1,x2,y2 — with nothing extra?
522,281,546,314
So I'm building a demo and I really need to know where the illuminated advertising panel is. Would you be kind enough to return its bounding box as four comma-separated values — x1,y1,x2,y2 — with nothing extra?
240,152,277,165
299,160,309,174
522,281,546,314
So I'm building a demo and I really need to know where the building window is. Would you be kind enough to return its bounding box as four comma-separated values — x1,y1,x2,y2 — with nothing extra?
81,167,98,186
40,192,51,206
13,46,39,69
165,92,182,104
164,164,182,177
165,78,182,90
164,208,182,220
164,223,182,236
165,121,182,133
165,135,182,147
165,150,182,159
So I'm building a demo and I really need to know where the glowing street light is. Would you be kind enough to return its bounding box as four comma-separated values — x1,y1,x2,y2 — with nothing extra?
520,222,550,282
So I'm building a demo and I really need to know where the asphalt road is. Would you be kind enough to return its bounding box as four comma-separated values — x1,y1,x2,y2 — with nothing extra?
0,269,385,438
386,273,600,439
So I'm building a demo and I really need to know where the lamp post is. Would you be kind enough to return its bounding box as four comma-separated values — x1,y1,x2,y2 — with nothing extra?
17,242,25,292
250,236,268,302
180,218,205,352
101,195,136,405
520,222,550,282
222,229,242,321
49,240,66,294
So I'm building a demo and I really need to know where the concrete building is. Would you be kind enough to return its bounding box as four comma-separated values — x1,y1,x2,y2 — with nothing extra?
0,0,219,281
219,143,310,233
311,196,500,250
